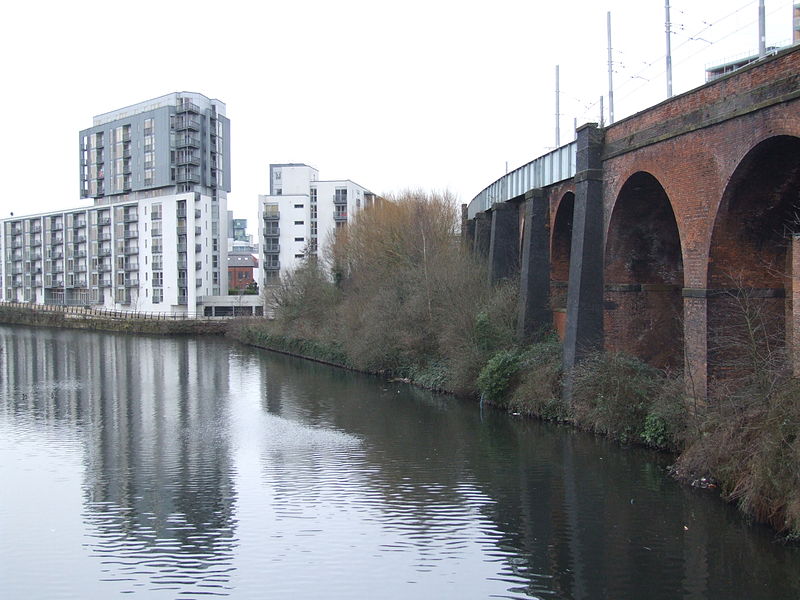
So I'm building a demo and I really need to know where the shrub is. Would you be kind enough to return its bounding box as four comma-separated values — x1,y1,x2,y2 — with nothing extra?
477,349,525,407
570,352,686,448
508,335,565,419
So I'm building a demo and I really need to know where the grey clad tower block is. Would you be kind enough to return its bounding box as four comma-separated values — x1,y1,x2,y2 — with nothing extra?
79,92,231,201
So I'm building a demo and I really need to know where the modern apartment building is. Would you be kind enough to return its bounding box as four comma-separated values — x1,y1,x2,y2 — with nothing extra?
257,163,376,288
1,92,230,314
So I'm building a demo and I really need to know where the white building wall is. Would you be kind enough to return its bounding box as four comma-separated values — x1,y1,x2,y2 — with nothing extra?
1,191,225,317
258,165,373,291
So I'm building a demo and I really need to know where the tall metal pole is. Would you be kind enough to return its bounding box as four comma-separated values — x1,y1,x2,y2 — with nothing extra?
758,0,766,58
607,11,615,124
600,96,605,127
555,64,561,147
665,0,673,98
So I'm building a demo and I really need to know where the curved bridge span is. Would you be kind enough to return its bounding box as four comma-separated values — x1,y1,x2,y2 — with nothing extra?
464,44,800,398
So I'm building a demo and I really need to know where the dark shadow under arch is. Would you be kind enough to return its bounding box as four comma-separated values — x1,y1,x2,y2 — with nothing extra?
604,172,684,368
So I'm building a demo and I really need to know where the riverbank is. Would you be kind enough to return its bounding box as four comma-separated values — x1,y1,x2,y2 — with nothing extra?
227,315,800,541
0,303,227,335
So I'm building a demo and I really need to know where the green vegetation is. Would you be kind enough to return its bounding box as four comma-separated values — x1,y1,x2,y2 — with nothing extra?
228,190,800,538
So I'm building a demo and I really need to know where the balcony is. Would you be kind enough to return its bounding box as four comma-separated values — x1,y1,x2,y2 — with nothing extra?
176,153,200,166
264,263,280,271
125,277,139,287
50,236,63,245
75,249,86,258
175,117,201,131
334,212,348,221
75,264,87,273
264,212,280,221
177,209,187,218
176,99,200,113
177,260,188,269
50,250,63,259
99,233,112,241
263,228,280,238
12,239,23,248
124,245,138,254
177,243,187,252
98,248,111,257
99,277,112,288
51,222,63,231
99,217,111,225
98,264,112,273
30,238,41,247
73,220,86,229
196,278,203,287
175,136,201,148
124,213,138,223
176,169,200,183
31,224,41,233
124,230,138,239
264,245,280,254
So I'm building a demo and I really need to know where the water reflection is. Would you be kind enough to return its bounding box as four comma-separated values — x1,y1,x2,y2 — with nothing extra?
244,351,800,600
0,327,236,597
0,326,799,599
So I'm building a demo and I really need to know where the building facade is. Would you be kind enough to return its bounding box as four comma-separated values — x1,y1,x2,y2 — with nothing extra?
1,92,230,315
257,163,376,288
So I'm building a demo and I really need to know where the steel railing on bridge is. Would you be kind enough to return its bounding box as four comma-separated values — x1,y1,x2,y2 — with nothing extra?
467,142,577,219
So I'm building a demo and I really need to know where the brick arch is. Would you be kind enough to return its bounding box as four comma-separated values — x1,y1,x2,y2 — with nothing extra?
706,134,800,382
603,171,684,368
549,191,575,338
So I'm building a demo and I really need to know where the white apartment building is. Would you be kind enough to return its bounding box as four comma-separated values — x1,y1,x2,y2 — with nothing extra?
1,92,230,315
257,164,377,287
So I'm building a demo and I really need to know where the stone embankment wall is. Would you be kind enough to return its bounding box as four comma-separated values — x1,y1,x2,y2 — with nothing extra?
0,304,227,335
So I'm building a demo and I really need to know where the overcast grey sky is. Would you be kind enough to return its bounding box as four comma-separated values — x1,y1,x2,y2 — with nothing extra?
1,1,794,231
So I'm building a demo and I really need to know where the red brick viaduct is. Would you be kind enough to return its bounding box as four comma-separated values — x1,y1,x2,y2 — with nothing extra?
465,44,800,398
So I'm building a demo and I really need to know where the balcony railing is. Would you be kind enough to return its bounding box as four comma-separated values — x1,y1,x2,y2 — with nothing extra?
175,117,201,131
124,245,138,254
124,230,138,239
264,212,280,221
124,214,138,223
175,136,201,148
176,99,200,113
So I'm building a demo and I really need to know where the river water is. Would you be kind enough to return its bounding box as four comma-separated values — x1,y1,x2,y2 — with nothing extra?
0,325,798,599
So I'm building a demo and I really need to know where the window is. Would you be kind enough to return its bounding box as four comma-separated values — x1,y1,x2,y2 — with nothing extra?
153,288,162,303
275,188,282,195
295,254,304,258
335,188,347,203
294,221,304,225
294,204,303,209
152,271,163,287
310,188,317,203
294,237,304,242
151,204,162,221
